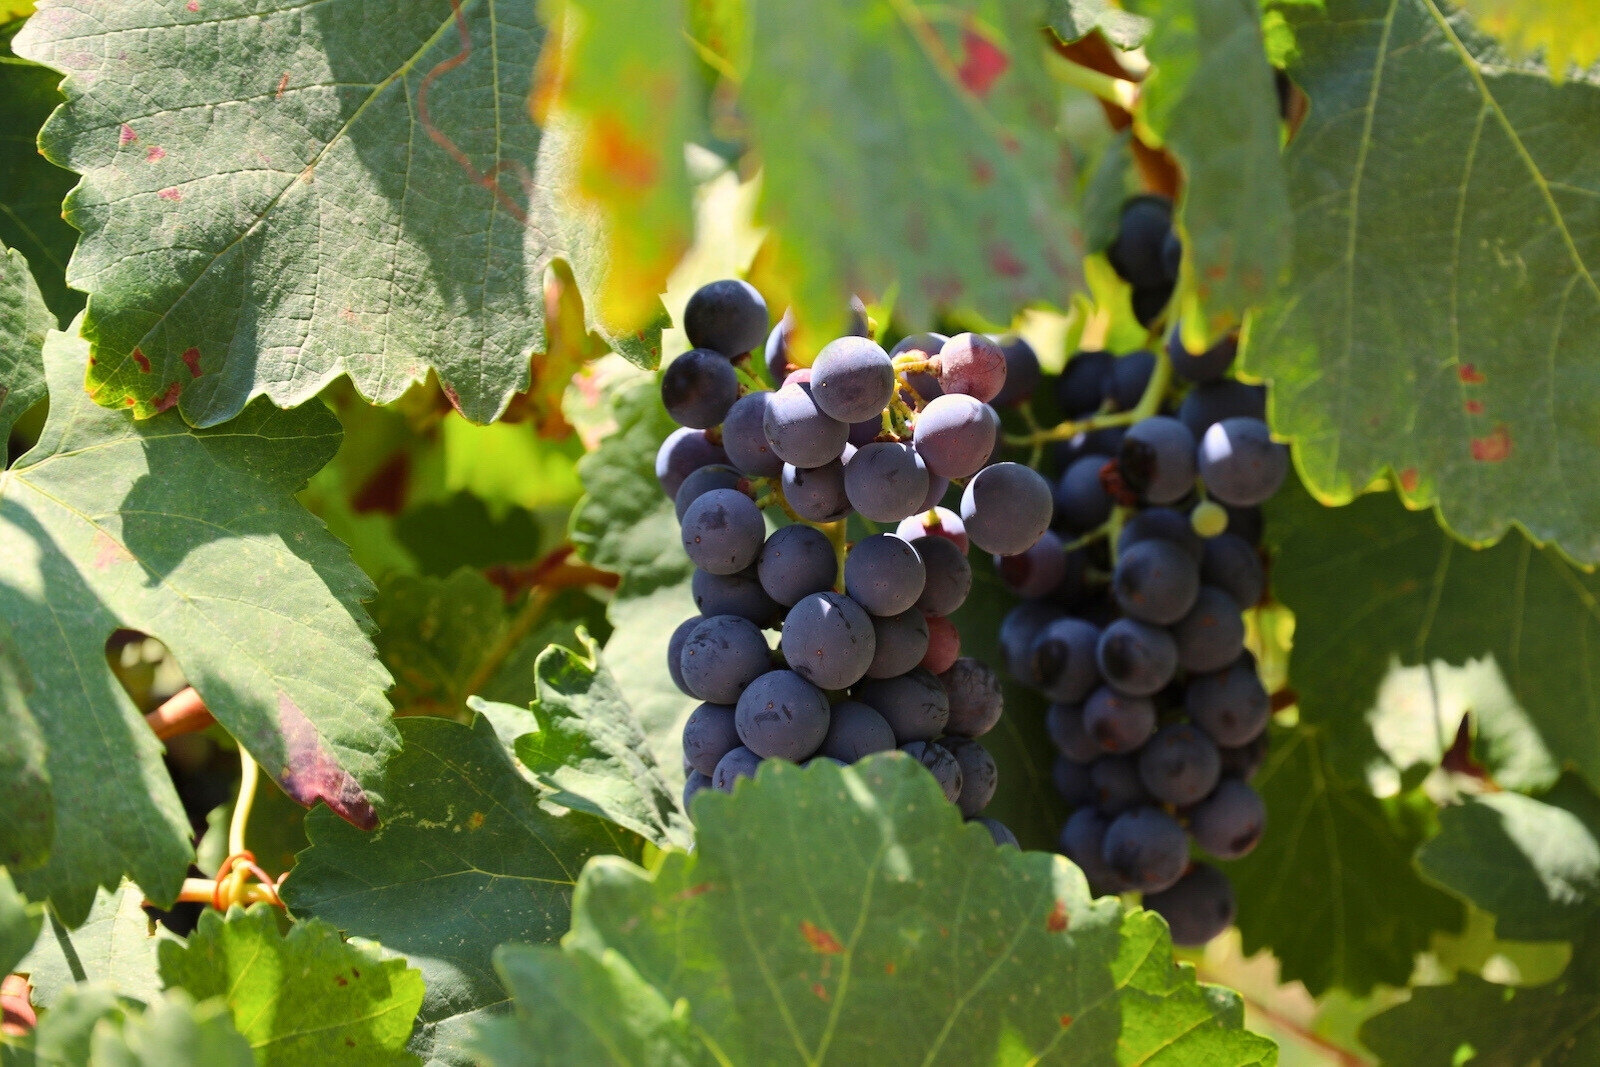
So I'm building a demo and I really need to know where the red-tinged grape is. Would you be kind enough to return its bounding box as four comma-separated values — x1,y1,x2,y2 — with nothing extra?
921,612,960,673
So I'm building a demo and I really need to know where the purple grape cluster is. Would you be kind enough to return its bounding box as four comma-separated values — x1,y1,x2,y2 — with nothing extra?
997,323,1287,945
659,279,1056,845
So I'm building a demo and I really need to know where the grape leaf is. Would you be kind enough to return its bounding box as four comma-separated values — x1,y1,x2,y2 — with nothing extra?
1459,0,1600,77
0,869,41,977
1248,0,1600,563
0,240,50,443
0,619,50,871
1416,776,1600,941
1137,0,1291,341
0,326,397,924
1048,0,1153,49
1267,477,1600,793
1228,726,1463,996
740,0,1081,347
87,990,255,1067
471,757,1277,1066
282,714,640,1066
159,905,424,1065
13,0,647,427
16,882,163,1009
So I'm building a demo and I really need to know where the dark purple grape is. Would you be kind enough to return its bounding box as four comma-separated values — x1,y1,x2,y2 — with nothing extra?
939,657,1002,738
944,736,997,817
1118,416,1197,505
1046,702,1100,763
867,608,930,679
661,348,738,428
683,702,742,776
667,616,701,696
756,524,838,607
1138,723,1222,806
1178,381,1267,439
1107,195,1173,292
1083,686,1157,754
912,394,999,480
1189,778,1266,859
1132,285,1173,329
976,818,1019,848
1102,806,1188,893
685,279,769,358
920,612,960,674
1057,349,1114,417
684,770,713,811
1185,658,1270,747
995,529,1067,599
844,534,926,616
1198,418,1288,507
855,669,949,743
656,427,728,499
936,333,1007,402
1200,533,1264,609
1054,456,1113,534
992,335,1041,407
845,441,930,523
890,332,947,405
910,535,971,616
781,592,876,690
1219,733,1269,781
849,417,884,447
1000,602,1065,684
1172,586,1246,673
722,392,784,477
679,614,771,704
1060,808,1129,895
1145,863,1236,946
918,474,950,513
765,311,795,385
1104,349,1156,411
1112,538,1201,625
781,460,850,523
1117,507,1204,563
764,381,849,469
897,506,968,552
734,670,830,760
681,488,766,575
902,740,963,803
692,567,782,627
1090,754,1149,814
817,699,897,762
1096,618,1178,696
1030,617,1102,704
712,745,762,791
1166,329,1238,384
961,462,1053,556
811,335,895,422
1053,755,1095,807
675,464,745,521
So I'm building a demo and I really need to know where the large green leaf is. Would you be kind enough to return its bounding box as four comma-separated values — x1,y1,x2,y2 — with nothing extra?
1248,0,1600,563
282,714,639,1066
87,990,255,1067
0,240,50,444
16,883,163,1009
471,758,1277,1066
1137,0,1290,340
159,905,425,1065
1459,0,1600,76
0,619,49,871
741,0,1080,345
1268,477,1600,793
14,0,644,428
1228,727,1463,996
0,327,397,924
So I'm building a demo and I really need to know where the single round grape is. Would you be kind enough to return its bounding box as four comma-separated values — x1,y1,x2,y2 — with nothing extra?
1138,723,1222,806
911,394,999,480
1053,755,1095,807
1083,686,1157,754
1200,533,1264,609
721,392,784,477
780,460,850,523
667,616,701,696
867,608,930,679
1054,456,1113,535
1118,416,1197,506
679,614,771,704
685,278,769,357
910,535,971,616
734,669,831,760
1000,601,1065,684
675,464,745,521
935,333,1007,402
1198,418,1288,507
1059,808,1129,896
1165,328,1238,384
811,335,895,422
817,699,897,763
918,474,950,513
976,817,1020,848
756,524,838,607
1117,506,1204,563
1047,702,1100,762
961,462,1053,556
1102,806,1189,893
1178,380,1267,439
844,442,931,523
1107,195,1174,291
1096,618,1178,697
765,310,795,385
781,591,876,690
1185,658,1270,747
902,740,963,803
1189,778,1266,860
681,488,766,575
920,612,960,673
1189,499,1229,538
1112,537,1201,625
1090,754,1149,814
897,506,968,552
1219,733,1269,781
1225,505,1263,545
1056,349,1114,417
1172,586,1246,673
1131,285,1173,329
855,668,949,743
992,335,1041,407
890,332,947,405
1030,617,1103,704
764,381,849,469
712,745,762,791
995,529,1067,599
1145,863,1236,946
944,737,997,817
692,567,783,627
939,657,1003,738
844,534,926,616
661,348,738,429
1104,349,1157,411
683,770,713,811
656,427,728,499
849,417,884,447
683,702,742,776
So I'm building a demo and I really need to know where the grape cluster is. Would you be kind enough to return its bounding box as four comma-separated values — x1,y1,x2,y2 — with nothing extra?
659,280,1056,845
993,199,1288,945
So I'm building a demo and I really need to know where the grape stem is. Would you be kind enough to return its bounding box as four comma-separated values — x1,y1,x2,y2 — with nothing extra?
1046,51,1139,111
820,519,849,580
1005,330,1173,448
732,358,767,393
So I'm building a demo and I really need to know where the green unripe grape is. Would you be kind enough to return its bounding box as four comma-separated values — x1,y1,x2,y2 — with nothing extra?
1190,500,1229,539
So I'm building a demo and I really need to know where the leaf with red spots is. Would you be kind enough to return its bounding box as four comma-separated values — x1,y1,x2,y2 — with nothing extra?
473,758,1274,1065
956,27,1009,96
0,326,397,925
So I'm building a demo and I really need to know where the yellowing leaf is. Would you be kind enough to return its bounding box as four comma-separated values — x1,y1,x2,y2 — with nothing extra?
1461,0,1600,77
